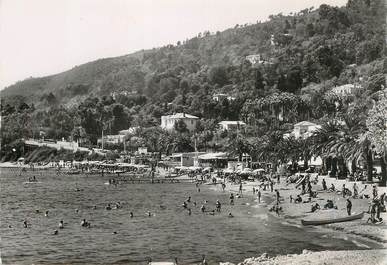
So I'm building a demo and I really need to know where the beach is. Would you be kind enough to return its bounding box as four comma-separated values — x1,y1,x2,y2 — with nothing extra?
1,163,386,264
218,174,387,264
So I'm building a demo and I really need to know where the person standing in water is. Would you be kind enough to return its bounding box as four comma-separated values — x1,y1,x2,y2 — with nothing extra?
216,200,221,212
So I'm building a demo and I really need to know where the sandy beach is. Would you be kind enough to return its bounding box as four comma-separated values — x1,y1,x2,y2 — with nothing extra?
213,174,387,264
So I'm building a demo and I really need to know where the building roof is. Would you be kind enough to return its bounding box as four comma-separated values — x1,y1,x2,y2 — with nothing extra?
163,113,199,119
294,121,318,127
198,152,228,160
218,121,246,125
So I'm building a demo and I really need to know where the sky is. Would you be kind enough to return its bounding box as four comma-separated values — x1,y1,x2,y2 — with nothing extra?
0,0,347,90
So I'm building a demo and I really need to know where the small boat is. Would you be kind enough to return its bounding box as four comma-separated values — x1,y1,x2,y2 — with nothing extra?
301,212,364,226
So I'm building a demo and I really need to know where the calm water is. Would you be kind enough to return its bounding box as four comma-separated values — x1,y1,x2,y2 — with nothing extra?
0,168,381,264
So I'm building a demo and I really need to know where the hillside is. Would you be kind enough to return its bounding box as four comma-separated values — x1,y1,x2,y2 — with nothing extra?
2,0,384,109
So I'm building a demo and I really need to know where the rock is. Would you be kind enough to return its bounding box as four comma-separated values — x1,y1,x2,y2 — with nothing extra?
260,252,268,259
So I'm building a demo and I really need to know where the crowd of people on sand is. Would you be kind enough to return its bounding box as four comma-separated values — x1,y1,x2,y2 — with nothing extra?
282,173,386,223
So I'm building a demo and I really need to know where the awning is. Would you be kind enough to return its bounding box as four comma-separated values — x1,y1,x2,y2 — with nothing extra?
198,152,228,160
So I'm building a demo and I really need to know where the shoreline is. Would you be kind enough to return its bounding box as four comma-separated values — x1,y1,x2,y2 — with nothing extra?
209,175,386,265
220,175,387,246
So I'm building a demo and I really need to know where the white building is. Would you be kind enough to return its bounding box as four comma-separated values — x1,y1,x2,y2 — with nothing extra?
97,134,125,145
246,54,264,65
212,93,236,102
218,121,246,131
284,121,321,139
160,113,199,132
331,84,355,97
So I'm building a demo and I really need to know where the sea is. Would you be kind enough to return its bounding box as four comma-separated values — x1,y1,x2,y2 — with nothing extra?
0,168,382,264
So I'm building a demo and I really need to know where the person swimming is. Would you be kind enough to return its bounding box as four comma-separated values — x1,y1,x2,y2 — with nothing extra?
23,220,28,228
193,201,197,207
216,200,221,212
187,196,191,203
106,204,112,210
130,212,134,218
188,208,192,215
53,229,58,235
228,212,234,218
182,201,187,208
45,210,49,217
147,211,152,217
59,220,64,229
200,205,206,212
81,219,90,227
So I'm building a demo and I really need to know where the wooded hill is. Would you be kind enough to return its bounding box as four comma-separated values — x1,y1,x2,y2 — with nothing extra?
2,0,384,111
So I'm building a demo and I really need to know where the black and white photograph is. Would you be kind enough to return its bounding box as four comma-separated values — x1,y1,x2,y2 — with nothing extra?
0,0,386,264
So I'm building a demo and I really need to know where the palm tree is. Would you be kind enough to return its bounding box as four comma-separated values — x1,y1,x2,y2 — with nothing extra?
228,135,251,162
311,116,373,180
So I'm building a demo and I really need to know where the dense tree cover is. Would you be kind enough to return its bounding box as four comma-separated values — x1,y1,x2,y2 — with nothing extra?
1,0,386,183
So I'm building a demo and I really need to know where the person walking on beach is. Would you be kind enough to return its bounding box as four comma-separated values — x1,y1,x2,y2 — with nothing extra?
270,181,274,192
322,178,327,191
222,183,226,191
230,193,234,205
239,182,243,194
353,183,358,198
257,189,261,203
373,185,378,200
301,180,306,194
275,189,280,204
342,184,347,198
346,198,352,216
